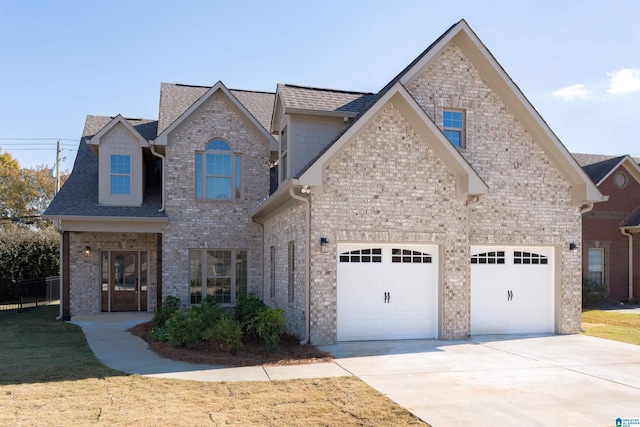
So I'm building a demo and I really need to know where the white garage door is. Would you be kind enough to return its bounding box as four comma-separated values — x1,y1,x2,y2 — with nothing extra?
470,246,555,335
337,243,438,341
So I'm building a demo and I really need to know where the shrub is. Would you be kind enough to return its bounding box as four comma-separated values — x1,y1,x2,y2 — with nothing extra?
162,297,225,348
582,277,607,307
164,310,202,348
204,315,244,354
148,326,169,342
235,294,267,324
255,308,286,350
152,296,181,327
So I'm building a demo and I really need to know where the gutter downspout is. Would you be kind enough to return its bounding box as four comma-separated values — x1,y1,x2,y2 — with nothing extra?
53,219,63,320
290,184,310,345
580,203,594,215
149,142,166,213
621,228,634,302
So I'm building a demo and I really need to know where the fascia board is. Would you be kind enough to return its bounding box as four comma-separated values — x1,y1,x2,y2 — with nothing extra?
251,180,295,221
88,115,149,147
597,156,640,186
401,21,604,205
299,84,488,199
42,216,167,233
41,215,167,223
155,81,278,151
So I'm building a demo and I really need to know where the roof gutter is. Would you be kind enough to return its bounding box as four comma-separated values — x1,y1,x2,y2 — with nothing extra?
289,181,311,345
620,227,635,302
149,141,166,213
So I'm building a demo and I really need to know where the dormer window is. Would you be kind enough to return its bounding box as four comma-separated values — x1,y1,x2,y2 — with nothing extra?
110,155,131,195
443,110,465,148
195,139,241,200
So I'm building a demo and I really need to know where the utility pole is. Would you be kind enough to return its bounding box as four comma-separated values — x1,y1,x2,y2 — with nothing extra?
55,139,61,194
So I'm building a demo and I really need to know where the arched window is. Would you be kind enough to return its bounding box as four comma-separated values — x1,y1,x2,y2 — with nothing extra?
195,139,241,200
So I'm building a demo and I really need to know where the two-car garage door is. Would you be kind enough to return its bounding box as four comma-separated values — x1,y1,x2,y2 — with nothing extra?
336,244,555,341
337,243,438,341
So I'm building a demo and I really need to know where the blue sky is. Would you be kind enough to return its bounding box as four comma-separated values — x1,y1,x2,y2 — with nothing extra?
1,0,639,170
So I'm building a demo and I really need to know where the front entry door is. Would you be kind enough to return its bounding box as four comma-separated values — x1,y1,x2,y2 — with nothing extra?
112,252,138,311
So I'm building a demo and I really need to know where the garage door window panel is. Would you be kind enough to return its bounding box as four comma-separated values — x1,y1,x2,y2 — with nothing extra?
392,248,432,263
514,251,548,265
470,251,505,264
339,248,382,263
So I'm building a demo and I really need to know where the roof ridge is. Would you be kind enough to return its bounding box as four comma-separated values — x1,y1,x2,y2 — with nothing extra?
283,84,374,95
229,88,276,95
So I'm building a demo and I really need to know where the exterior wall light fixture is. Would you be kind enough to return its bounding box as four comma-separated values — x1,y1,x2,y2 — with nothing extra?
320,237,329,246
84,246,91,256
569,243,579,251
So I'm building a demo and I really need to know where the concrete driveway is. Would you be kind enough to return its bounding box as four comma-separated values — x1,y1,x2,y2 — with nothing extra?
319,334,640,427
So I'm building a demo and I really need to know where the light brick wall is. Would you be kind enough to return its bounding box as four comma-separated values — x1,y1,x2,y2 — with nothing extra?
68,232,158,315
262,202,307,339
162,91,271,307
309,103,467,343
407,43,583,334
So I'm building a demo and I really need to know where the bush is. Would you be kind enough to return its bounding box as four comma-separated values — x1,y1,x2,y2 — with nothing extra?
152,296,181,327
235,294,267,324
582,277,607,307
162,296,225,348
255,308,286,350
204,315,244,354
0,227,59,283
164,310,202,348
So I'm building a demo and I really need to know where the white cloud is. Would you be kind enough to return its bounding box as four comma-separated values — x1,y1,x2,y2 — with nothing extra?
551,84,594,102
607,68,640,95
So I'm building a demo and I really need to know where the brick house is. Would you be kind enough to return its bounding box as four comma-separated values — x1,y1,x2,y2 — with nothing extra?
44,20,604,344
574,154,640,303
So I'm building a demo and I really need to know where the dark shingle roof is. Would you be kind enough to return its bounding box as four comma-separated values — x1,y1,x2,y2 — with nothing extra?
581,156,626,183
157,83,275,134
277,84,376,114
43,115,165,219
623,207,640,227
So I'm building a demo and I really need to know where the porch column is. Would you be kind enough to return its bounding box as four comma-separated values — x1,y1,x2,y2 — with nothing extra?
156,233,163,309
62,231,70,320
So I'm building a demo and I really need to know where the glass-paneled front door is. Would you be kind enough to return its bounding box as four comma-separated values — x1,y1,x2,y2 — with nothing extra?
101,251,148,312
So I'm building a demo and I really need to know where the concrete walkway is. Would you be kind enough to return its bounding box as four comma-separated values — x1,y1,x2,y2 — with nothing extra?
71,314,350,382
72,313,640,426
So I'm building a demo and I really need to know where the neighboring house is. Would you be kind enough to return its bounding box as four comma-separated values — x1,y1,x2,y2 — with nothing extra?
44,20,605,345
574,153,640,303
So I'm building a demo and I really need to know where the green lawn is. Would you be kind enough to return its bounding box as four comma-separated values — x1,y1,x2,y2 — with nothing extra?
0,304,426,426
581,309,640,345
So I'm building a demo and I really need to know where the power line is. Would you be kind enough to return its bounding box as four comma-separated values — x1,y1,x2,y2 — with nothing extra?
0,138,77,141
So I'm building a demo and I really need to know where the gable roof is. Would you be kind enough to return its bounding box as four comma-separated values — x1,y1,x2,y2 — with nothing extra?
298,83,488,199
581,155,640,186
43,115,166,221
582,156,626,184
86,114,150,155
157,82,276,137
154,81,277,151
622,206,640,228
393,19,604,206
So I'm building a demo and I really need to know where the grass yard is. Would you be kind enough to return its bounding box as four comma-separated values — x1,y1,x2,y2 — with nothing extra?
0,305,426,426
581,309,640,345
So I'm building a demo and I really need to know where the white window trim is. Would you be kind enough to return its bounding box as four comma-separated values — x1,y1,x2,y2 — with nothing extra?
195,140,241,200
443,109,465,149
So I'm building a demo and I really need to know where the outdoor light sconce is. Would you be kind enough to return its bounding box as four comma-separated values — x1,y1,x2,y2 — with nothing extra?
569,243,579,251
320,237,329,246
84,246,91,256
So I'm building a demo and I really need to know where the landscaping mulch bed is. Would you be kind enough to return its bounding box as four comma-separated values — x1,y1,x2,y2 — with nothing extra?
128,321,333,367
